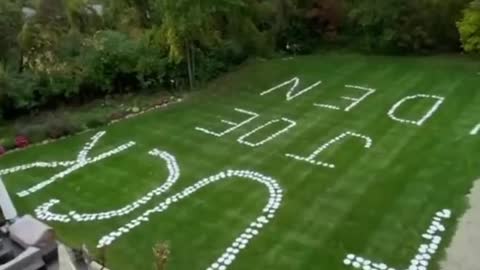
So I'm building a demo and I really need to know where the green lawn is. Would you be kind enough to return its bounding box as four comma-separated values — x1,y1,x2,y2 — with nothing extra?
1,52,480,270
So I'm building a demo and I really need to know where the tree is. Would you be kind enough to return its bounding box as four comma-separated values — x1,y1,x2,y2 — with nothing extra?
346,0,433,52
305,0,345,41
65,0,102,33
100,0,149,33
458,0,480,52
35,0,69,27
422,0,471,51
18,0,78,73
155,0,246,89
0,1,22,67
345,0,471,53
131,0,151,27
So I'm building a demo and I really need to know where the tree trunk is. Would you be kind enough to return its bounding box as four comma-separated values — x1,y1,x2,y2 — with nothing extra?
186,41,194,90
18,49,24,73
191,45,196,86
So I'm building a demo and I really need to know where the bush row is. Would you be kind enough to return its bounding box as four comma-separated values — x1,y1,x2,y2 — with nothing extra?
0,95,177,156
1,0,480,123
0,30,246,120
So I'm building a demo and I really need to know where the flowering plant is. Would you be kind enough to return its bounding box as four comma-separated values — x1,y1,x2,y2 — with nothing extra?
15,136,29,148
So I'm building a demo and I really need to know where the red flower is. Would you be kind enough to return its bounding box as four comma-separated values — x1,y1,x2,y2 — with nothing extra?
15,136,29,148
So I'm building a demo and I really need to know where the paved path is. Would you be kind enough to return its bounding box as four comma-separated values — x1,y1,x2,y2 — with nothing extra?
441,180,480,270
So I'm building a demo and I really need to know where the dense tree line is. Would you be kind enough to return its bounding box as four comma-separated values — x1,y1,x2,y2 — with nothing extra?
0,0,479,120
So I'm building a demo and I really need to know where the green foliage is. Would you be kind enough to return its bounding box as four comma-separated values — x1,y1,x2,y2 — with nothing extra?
0,136,16,151
14,122,48,143
347,0,429,52
0,57,81,119
457,0,480,53
423,0,471,51
18,21,66,72
135,29,169,89
65,0,103,33
277,15,316,54
154,0,275,89
14,113,82,141
305,0,345,41
0,0,22,64
81,30,169,93
34,0,69,27
44,114,82,139
155,0,227,62
102,0,148,30
81,31,139,93
0,65,8,108
346,0,469,53
194,47,232,82
0,0,477,123
86,116,108,129
0,68,39,118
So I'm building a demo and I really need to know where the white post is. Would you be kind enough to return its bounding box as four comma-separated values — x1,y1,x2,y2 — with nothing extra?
0,177,18,220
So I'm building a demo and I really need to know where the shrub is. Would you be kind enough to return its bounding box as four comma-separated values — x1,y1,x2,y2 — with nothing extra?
136,32,169,90
195,50,229,82
14,123,48,143
1,137,16,151
0,1,22,63
44,115,82,139
37,69,81,100
15,135,29,148
458,0,480,53
218,40,249,66
0,69,39,119
423,0,471,51
13,115,85,144
79,30,171,95
86,116,108,129
346,0,461,53
108,111,127,122
80,31,140,93
0,61,81,120
305,0,345,42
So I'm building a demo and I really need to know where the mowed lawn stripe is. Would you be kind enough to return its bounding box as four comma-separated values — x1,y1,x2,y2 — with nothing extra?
1,52,479,270
233,57,437,269
327,70,479,268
